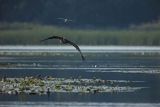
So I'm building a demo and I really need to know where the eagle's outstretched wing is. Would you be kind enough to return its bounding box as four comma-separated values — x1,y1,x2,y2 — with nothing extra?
41,35,85,61
64,39,85,61
40,36,63,42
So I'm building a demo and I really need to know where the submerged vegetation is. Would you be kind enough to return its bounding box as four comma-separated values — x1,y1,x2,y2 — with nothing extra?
0,21,160,46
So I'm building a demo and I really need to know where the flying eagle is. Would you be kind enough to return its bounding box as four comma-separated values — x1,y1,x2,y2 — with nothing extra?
41,35,85,61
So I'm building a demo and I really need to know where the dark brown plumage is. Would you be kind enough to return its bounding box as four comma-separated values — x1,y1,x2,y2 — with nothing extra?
41,35,85,61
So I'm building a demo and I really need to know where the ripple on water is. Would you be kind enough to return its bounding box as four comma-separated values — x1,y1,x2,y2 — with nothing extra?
0,102,160,107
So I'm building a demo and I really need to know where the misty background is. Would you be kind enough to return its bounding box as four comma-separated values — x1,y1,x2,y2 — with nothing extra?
0,0,160,45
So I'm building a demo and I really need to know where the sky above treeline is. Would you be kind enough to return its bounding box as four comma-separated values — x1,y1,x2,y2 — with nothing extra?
0,0,160,28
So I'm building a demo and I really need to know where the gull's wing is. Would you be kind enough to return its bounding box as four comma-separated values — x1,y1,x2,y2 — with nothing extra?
57,18,65,20
40,36,63,42
64,39,85,61
68,19,73,22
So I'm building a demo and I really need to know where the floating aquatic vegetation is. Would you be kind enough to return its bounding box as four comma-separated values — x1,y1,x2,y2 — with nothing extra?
0,76,147,95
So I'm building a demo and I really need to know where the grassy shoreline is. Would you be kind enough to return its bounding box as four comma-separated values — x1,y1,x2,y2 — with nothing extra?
0,22,160,45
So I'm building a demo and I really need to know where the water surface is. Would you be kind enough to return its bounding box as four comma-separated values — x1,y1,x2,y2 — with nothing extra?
0,46,160,106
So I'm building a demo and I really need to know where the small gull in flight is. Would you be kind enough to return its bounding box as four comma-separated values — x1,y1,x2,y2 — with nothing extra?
57,18,74,23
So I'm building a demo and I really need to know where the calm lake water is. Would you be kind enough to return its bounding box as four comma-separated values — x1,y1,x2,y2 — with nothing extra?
0,46,160,107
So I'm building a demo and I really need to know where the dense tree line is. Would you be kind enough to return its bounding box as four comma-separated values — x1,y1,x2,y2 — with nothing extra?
0,0,160,27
